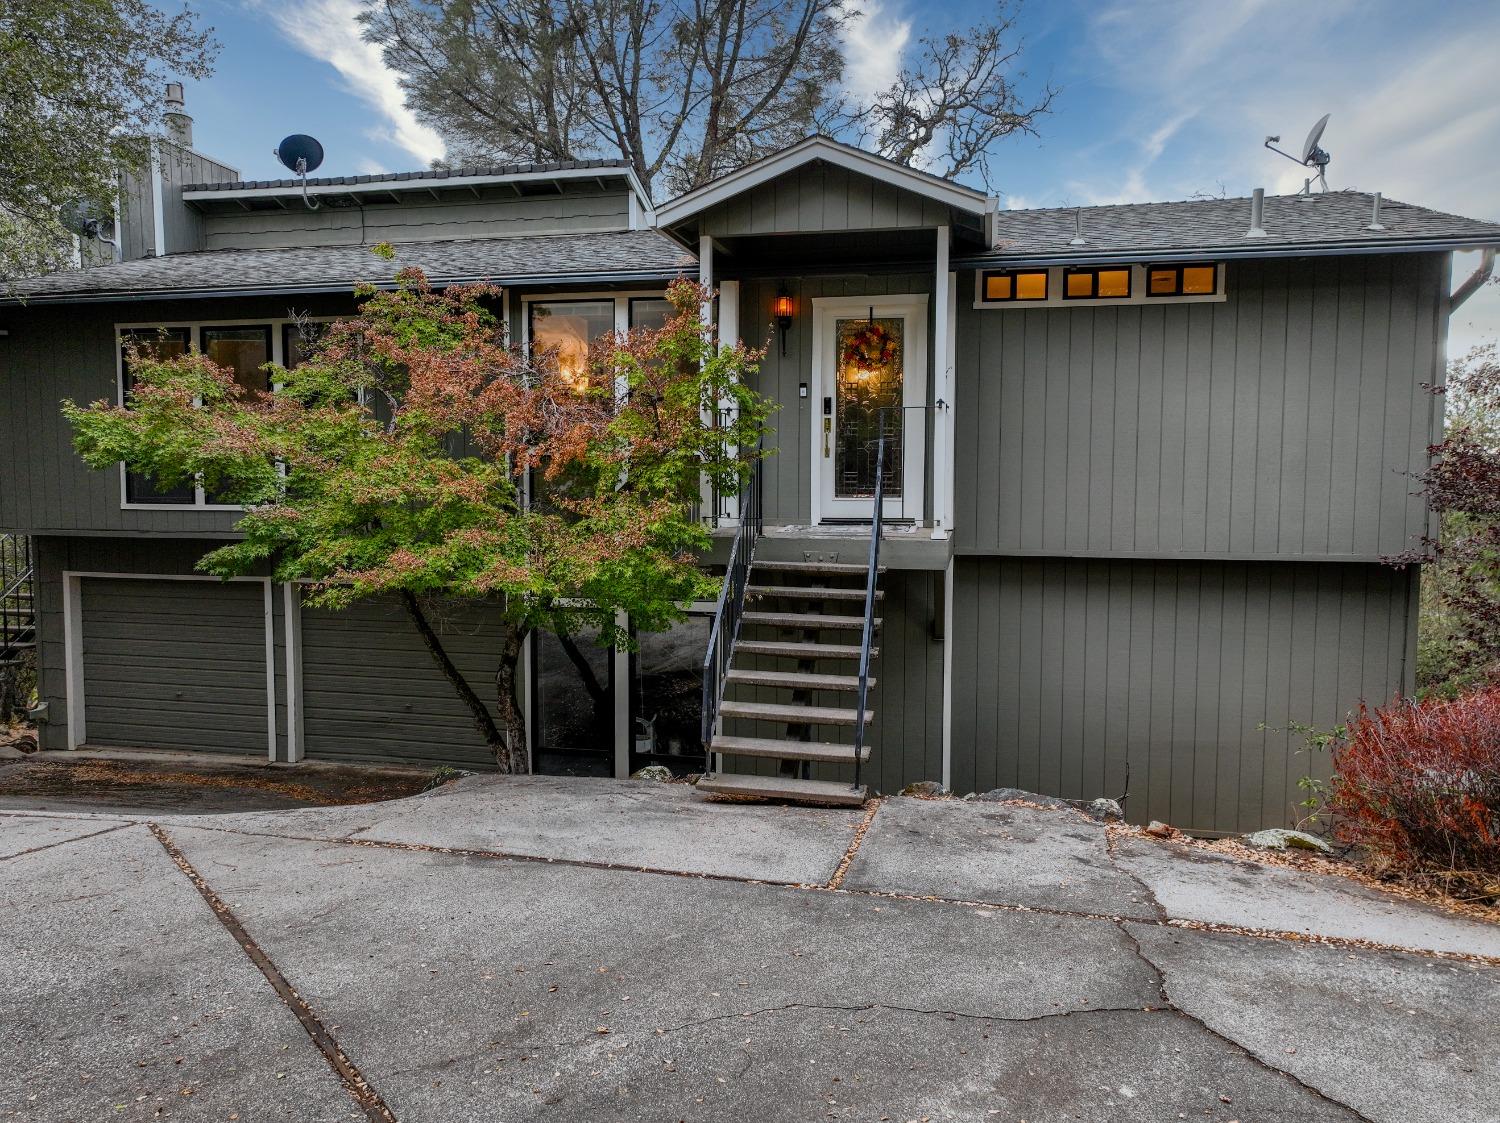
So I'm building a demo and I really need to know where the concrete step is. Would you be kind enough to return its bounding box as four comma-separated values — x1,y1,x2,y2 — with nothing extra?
753,560,884,578
735,640,878,660
746,585,882,602
709,734,870,765
742,611,876,632
725,668,873,692
695,771,868,806
720,699,872,726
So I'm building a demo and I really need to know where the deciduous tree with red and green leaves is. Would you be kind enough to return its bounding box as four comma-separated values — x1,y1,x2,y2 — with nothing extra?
64,270,772,772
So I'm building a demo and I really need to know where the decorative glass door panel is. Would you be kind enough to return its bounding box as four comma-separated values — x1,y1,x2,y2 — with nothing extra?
814,296,927,522
834,316,904,502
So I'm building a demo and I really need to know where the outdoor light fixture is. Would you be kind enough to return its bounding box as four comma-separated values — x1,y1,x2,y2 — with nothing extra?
774,290,794,356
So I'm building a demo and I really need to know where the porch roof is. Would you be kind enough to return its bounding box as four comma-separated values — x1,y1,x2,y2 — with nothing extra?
3,229,695,304
961,191,1500,267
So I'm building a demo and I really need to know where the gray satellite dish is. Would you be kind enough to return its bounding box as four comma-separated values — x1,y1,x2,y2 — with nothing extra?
1263,113,1333,193
273,133,326,210
59,200,117,247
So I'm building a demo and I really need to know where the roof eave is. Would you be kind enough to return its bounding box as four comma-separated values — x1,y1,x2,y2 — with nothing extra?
0,266,690,306
957,234,1500,268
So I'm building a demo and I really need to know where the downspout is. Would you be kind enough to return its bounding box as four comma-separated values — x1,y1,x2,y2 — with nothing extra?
1450,247,1495,310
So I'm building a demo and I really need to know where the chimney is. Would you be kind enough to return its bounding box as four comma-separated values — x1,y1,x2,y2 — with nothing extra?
164,82,193,149
1367,192,1385,231
1245,187,1266,238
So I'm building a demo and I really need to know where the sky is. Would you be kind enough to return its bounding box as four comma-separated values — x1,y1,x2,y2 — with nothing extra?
179,0,1500,351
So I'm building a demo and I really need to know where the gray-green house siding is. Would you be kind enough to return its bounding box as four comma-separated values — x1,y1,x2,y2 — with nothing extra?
952,253,1446,561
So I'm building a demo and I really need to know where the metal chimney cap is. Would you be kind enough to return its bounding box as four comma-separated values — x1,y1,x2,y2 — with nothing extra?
165,81,185,109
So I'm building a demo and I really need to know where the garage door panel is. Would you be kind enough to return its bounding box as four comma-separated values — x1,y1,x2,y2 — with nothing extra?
300,594,502,769
81,578,269,756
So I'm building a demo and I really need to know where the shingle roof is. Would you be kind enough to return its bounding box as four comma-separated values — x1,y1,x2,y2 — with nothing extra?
5,230,694,303
966,191,1500,265
182,159,634,193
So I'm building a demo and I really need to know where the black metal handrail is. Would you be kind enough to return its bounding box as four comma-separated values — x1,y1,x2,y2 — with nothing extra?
0,534,35,661
700,450,763,771
851,415,886,792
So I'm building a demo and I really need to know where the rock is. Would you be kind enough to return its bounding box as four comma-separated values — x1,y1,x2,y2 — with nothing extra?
971,787,1075,812
899,780,949,798
1081,797,1124,822
630,765,674,782
1244,828,1332,854
1144,820,1178,839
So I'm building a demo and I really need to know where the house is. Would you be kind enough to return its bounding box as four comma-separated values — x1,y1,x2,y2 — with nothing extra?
4,96,1499,832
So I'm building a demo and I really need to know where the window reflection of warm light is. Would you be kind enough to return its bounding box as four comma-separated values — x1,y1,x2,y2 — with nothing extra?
530,301,614,393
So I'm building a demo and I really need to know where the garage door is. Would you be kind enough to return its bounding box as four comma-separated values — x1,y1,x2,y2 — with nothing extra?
80,578,270,755
300,595,502,770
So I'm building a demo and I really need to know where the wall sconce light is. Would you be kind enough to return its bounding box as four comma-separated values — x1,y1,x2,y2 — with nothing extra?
773,289,794,357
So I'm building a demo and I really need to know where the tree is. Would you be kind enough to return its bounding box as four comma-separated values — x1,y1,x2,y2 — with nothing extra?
359,0,1053,197
64,269,773,772
0,0,217,283
1388,342,1500,693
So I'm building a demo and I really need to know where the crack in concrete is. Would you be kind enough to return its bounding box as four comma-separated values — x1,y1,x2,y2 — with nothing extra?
164,818,1500,968
1104,824,1169,923
0,820,134,861
146,823,398,1123
825,798,882,890
645,999,1163,1039
1118,920,1378,1123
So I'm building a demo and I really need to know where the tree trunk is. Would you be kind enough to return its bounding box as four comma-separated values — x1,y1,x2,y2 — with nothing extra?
496,623,531,774
397,590,508,761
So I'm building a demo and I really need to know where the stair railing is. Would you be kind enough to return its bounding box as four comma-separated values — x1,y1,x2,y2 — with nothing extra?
0,534,35,661
701,448,763,773
852,414,888,792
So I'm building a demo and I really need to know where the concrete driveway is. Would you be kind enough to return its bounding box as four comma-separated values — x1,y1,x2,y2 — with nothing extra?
2,777,1495,1123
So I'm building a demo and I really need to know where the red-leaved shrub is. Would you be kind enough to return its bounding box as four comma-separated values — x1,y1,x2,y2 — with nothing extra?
1329,689,1500,900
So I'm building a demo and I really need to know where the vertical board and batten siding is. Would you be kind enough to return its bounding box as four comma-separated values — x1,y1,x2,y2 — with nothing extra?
737,273,936,527
299,594,503,770
953,254,1445,561
0,295,354,537
701,162,951,238
950,557,1414,833
721,569,944,794
79,576,269,754
200,187,632,252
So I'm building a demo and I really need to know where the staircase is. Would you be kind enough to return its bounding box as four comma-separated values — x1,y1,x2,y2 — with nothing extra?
0,535,36,667
696,431,890,808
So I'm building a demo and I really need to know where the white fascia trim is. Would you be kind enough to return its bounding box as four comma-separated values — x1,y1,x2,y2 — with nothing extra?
183,165,651,209
149,142,167,258
655,137,991,226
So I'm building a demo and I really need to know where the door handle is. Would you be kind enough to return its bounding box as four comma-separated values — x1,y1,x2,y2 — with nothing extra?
822,416,831,457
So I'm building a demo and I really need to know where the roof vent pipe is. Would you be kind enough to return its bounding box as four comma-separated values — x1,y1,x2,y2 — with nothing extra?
1367,192,1385,231
164,82,193,149
1246,187,1267,238
1069,208,1085,246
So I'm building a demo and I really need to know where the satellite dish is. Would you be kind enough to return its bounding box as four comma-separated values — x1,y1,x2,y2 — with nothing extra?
272,134,325,209
1299,113,1331,164
275,134,325,176
1263,114,1332,193
59,200,117,246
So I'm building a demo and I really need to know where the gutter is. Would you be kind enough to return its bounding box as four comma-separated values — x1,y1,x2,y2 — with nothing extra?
956,235,1500,269
0,267,692,306
1450,247,1496,310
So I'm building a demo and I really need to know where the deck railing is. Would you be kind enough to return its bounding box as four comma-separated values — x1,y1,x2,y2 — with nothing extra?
851,416,887,792
700,450,763,772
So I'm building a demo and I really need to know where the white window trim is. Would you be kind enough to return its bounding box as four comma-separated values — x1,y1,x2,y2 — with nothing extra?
517,289,671,351
114,316,336,510
972,263,1227,309
62,571,279,761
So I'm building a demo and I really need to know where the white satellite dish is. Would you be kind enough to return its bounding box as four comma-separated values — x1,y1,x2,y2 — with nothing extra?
1264,113,1333,193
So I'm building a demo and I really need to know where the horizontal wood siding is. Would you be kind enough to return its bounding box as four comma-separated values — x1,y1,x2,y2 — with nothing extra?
702,162,950,237
202,189,631,251
951,557,1415,833
954,254,1445,560
737,273,935,526
299,594,503,770
721,568,944,794
80,576,268,754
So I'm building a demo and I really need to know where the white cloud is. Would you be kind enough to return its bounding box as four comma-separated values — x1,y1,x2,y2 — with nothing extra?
840,0,910,104
262,0,445,167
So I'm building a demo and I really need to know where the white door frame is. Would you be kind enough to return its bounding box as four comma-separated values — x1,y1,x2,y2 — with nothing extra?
809,294,929,524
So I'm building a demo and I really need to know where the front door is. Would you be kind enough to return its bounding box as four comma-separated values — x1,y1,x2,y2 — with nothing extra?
813,295,928,522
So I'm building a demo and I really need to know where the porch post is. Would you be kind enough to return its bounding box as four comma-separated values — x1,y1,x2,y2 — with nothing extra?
718,279,741,524
931,226,953,540
698,235,717,523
